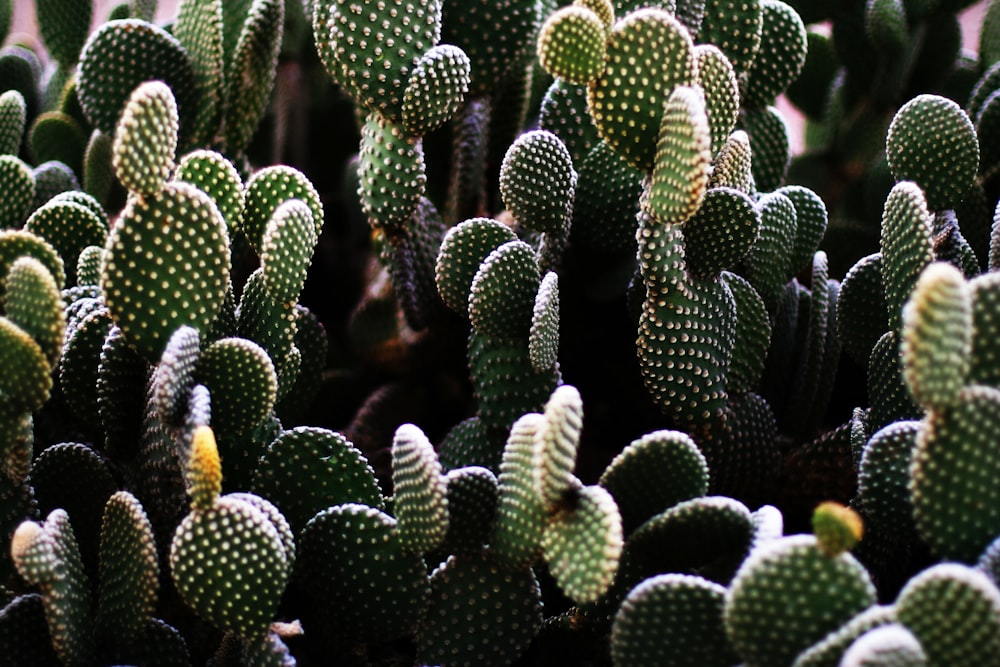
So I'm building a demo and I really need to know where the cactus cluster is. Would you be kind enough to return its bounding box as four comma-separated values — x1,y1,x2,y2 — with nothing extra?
0,0,999,665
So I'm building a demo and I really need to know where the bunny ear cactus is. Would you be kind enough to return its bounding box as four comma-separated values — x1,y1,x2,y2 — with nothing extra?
112,80,178,198
173,0,225,148
740,0,807,110
0,89,25,157
491,412,548,568
391,422,449,555
401,44,472,137
499,129,577,235
839,623,928,667
537,5,608,85
0,155,36,228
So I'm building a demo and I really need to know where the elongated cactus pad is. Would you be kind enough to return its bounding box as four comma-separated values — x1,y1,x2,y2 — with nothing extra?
529,271,560,373
684,186,760,280
261,199,317,305
537,5,608,85
224,0,283,155
195,337,277,436
469,240,541,339
392,423,449,555
0,155,34,228
358,113,426,233
0,316,52,414
499,129,576,235
857,420,921,537
402,44,471,137
3,256,64,368
435,217,517,314
173,0,225,148
0,89,24,156
741,0,807,109
740,105,790,192
112,80,178,197
647,85,712,224
492,412,548,568
695,44,740,155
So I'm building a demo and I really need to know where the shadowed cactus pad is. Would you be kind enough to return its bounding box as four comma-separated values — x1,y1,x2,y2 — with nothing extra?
537,5,608,85
697,0,763,75
0,89,24,157
100,181,230,362
195,337,277,436
0,316,52,413
499,130,576,235
392,423,448,555
529,271,560,372
436,217,518,315
886,95,979,211
611,573,737,667
112,80,178,197
0,155,34,228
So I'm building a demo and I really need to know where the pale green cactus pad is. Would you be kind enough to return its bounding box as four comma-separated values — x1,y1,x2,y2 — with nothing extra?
3,256,64,368
839,623,928,667
533,384,585,510
537,5,608,85
695,44,740,155
173,0,225,148
392,423,449,555
0,315,52,414
100,181,230,362
710,129,754,192
646,85,712,224
529,271,560,373
491,412,548,568
401,44,471,137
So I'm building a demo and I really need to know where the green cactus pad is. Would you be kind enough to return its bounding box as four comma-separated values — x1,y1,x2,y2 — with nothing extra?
896,563,1000,667
970,273,1000,387
469,240,541,339
694,45,740,157
215,415,281,496
441,465,498,555
599,429,709,534
11,511,94,667
684,186,759,280
741,105,790,192
778,184,829,276
0,399,32,485
223,0,283,154
295,503,429,642
392,423,448,555
194,337,277,436
697,0,763,75
886,95,979,211
260,199,317,305
0,594,62,667
880,181,936,332
401,44,471,137
611,573,737,667
101,181,230,362
96,325,149,463
537,5,608,85
170,493,289,639
837,253,888,367
533,384,583,510
587,8,696,172
25,200,107,286
900,262,971,412
77,20,198,145
499,129,576,235
746,190,796,311
857,420,921,537
321,0,442,121
152,325,201,428
32,161,80,211
3,256,64,368
274,304,327,422
724,534,877,667
36,0,91,68
83,130,114,205
539,79,601,167
0,155,34,228
252,426,381,532
529,271,560,373
571,140,644,252
173,0,225,148
237,269,296,381
867,330,922,430
839,624,928,667
357,112,425,233
29,112,85,178
437,416,504,473
174,150,244,235
912,384,1000,561
60,306,114,431
417,551,542,667
646,85,712,224
95,491,158,648
722,271,771,392
709,129,754,192
0,89,25,156
543,483,623,604
435,217,517,314
791,605,899,667
224,492,295,572
741,0,807,109
491,412,548,568
242,164,321,253
0,316,52,413
112,80,178,197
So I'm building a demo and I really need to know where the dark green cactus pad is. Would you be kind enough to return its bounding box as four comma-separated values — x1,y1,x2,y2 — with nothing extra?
539,79,600,167
587,8,696,172
444,98,490,223
0,403,32,484
320,0,441,121
703,390,779,499
170,494,289,639
791,605,898,667
152,325,201,428
435,217,517,315
402,44,471,137
741,0,807,109
0,89,25,156
96,325,149,464
25,200,107,286
867,330,922,430
839,624,928,667
174,150,244,235
174,0,225,148
697,0,763,75
896,563,1000,667
695,44,740,156
274,305,327,422
194,337,277,436
709,129,754,192
721,271,771,393
900,262,970,412
857,420,920,538
543,483,623,604
357,112,425,233
295,503,429,642
724,534,877,667
578,0,615,30
912,384,1000,562
385,195,448,331
83,130,114,206
571,139,644,252
469,240,541,339
684,186,759,280
886,95,979,212
599,429,709,534
778,184,828,276
224,492,295,572
746,190,796,312
95,491,158,649
0,594,61,667
36,0,91,68
392,423,449,555
622,496,754,588
491,412,547,568
970,273,1000,387
529,271,560,373
647,85,712,224
11,510,95,667
837,253,888,367
741,105,790,192
499,129,576,235
537,5,608,85
77,20,198,146
238,269,296,388
224,0,284,155
0,155,34,228
437,416,504,473
417,552,542,667
242,165,322,257
4,256,65,368
611,573,737,667
215,414,280,496
0,316,52,413
112,80,178,197
441,465,497,555
969,62,1000,124
29,112,85,178
32,161,80,212
880,181,935,332
260,199,317,305
864,0,906,55
100,182,229,362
